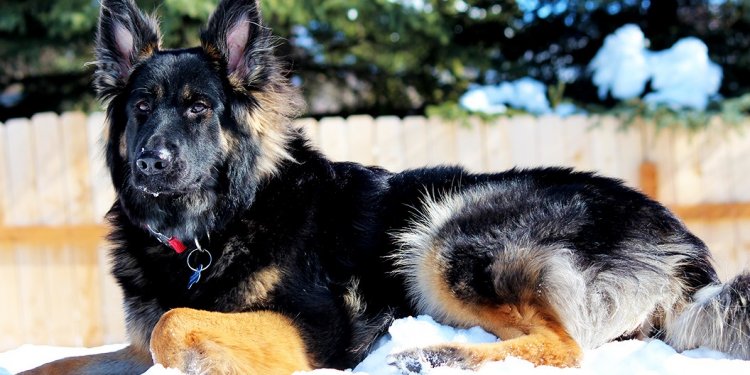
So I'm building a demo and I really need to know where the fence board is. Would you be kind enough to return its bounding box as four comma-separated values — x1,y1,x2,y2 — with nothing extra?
402,116,429,169
456,119,484,172
0,122,7,224
711,222,739,280
537,115,566,167
484,117,513,172
0,122,21,350
5,118,38,225
86,113,115,223
730,121,750,275
15,245,53,344
562,115,593,172
31,113,67,225
375,116,404,171
651,127,678,206
49,246,78,345
616,124,643,189
698,120,730,201
347,115,376,166
728,122,750,202
589,116,621,179
319,117,349,162
0,246,21,350
426,116,457,166
70,244,103,347
672,129,704,205
62,112,95,224
508,115,539,168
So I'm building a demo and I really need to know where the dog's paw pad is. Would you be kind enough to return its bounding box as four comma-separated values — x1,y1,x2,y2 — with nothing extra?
387,350,425,374
387,346,474,374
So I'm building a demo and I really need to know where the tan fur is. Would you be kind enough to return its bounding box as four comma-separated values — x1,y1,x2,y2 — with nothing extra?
425,316,582,368
415,244,486,328
19,346,151,375
219,127,232,153
409,244,582,368
469,305,582,367
201,43,223,62
181,84,193,101
119,130,127,158
150,308,313,375
242,90,302,180
242,266,282,305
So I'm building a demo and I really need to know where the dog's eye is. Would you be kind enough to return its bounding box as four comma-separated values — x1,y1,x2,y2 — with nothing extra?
136,101,151,113
189,101,209,114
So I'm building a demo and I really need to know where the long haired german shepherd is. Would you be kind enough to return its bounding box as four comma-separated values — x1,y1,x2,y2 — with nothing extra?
24,0,750,374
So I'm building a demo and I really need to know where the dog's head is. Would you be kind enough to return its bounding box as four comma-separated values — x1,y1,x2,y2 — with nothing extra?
94,0,303,238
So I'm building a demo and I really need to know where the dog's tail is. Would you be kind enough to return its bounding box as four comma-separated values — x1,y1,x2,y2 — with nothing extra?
665,271,750,359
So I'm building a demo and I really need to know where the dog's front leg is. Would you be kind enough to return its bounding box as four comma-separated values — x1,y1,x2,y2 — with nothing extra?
18,345,152,375
149,308,314,375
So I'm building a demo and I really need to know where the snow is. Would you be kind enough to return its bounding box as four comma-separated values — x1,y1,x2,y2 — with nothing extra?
463,24,723,114
589,24,651,101
459,77,553,115
644,37,723,110
589,24,722,110
2,315,748,375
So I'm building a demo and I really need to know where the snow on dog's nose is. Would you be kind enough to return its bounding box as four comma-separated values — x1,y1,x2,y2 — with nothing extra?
136,147,173,176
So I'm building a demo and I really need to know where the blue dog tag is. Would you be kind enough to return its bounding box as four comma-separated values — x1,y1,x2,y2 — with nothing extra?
187,264,204,289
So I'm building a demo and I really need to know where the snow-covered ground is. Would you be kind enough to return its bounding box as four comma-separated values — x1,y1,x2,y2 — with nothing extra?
2,315,748,374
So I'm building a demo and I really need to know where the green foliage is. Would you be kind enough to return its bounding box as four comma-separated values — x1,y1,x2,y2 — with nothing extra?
719,93,750,125
264,0,525,115
599,96,750,131
425,101,529,127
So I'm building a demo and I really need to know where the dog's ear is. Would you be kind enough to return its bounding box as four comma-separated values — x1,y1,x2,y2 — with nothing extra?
94,0,161,101
201,0,271,85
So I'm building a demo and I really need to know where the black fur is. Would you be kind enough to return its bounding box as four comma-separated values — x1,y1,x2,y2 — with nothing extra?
91,0,750,371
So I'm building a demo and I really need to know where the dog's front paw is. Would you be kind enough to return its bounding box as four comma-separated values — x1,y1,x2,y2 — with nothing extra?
387,345,477,374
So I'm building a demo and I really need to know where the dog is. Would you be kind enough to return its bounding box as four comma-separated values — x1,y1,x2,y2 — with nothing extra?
23,0,750,374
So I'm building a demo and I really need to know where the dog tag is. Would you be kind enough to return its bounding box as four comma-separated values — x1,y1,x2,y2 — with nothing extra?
187,264,204,289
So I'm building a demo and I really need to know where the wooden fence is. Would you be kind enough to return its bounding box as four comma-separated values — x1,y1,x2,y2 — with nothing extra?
1,112,749,350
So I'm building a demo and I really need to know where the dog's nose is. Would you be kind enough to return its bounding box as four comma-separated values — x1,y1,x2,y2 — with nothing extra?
136,148,173,175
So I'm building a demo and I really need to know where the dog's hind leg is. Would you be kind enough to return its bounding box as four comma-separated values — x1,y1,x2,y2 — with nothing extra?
389,302,582,372
149,308,313,375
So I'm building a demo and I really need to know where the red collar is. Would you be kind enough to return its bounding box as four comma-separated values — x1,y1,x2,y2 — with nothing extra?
165,237,187,254
146,225,188,254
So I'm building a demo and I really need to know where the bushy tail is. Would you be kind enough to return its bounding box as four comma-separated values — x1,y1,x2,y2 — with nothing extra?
666,271,750,359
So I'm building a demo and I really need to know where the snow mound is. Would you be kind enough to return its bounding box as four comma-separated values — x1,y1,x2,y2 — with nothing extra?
589,24,722,110
645,37,723,110
2,315,749,375
459,77,552,115
589,24,651,101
